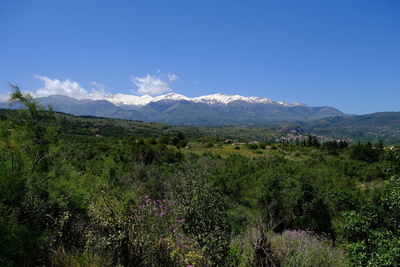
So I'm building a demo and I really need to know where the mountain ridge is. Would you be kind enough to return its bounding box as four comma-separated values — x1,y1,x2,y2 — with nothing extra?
0,93,344,125
29,93,343,125
94,92,304,107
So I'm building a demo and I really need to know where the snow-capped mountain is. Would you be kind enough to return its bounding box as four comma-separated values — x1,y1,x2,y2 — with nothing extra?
104,93,190,106
1,93,344,126
191,93,274,105
101,93,302,107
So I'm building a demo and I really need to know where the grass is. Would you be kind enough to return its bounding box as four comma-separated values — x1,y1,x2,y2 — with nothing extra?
183,142,346,163
184,142,270,158
49,249,104,267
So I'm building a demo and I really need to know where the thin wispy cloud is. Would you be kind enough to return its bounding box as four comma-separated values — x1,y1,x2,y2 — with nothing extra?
90,81,107,91
89,81,109,99
168,73,179,82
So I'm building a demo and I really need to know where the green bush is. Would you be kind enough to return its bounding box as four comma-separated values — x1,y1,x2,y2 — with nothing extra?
338,176,400,266
86,194,206,266
246,143,259,150
350,142,381,163
173,174,231,266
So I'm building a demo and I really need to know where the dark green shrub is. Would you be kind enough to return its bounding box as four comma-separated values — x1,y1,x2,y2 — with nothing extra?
350,142,381,163
246,143,259,150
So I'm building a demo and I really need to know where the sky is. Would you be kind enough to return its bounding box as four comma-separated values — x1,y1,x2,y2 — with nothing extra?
0,0,399,114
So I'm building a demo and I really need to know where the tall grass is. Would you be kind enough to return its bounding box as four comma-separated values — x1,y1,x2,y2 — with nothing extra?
270,230,345,267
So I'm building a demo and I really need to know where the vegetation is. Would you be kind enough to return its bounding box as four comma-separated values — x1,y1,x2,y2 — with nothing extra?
0,87,399,266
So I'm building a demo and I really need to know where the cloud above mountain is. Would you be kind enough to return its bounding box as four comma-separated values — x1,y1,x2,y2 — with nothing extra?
28,72,179,100
131,74,177,96
33,75,106,100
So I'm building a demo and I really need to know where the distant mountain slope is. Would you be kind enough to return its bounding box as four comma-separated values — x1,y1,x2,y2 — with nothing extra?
137,99,343,125
306,112,400,142
12,93,343,125
1,106,398,143
35,95,140,119
1,93,343,125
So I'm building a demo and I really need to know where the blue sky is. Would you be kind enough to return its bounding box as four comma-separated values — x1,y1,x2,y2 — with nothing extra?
0,0,399,114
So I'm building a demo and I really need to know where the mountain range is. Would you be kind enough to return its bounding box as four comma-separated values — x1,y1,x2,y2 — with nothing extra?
1,92,399,143
0,93,344,126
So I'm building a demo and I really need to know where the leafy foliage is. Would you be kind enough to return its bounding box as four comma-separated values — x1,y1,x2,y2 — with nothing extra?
0,87,399,266
338,176,400,266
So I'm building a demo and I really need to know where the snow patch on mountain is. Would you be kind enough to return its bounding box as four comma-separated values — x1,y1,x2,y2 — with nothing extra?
103,94,153,106
102,93,189,106
101,92,301,107
191,93,273,105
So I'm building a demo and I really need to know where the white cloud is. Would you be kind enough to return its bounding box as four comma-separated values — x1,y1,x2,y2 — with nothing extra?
168,73,179,82
25,73,180,100
132,74,172,96
89,81,109,99
34,75,90,99
0,94,8,102
90,81,107,91
31,75,109,100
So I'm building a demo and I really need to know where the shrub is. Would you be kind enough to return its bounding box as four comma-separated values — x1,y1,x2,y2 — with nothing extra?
338,176,400,266
350,142,381,163
258,142,267,149
86,194,206,266
246,143,259,150
271,230,345,267
230,226,345,267
173,175,231,266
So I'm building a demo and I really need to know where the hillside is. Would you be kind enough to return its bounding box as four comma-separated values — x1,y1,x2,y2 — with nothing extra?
1,107,400,144
306,112,400,143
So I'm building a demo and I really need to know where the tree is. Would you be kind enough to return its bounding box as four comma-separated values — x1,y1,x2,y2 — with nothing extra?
8,85,57,172
0,85,62,266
